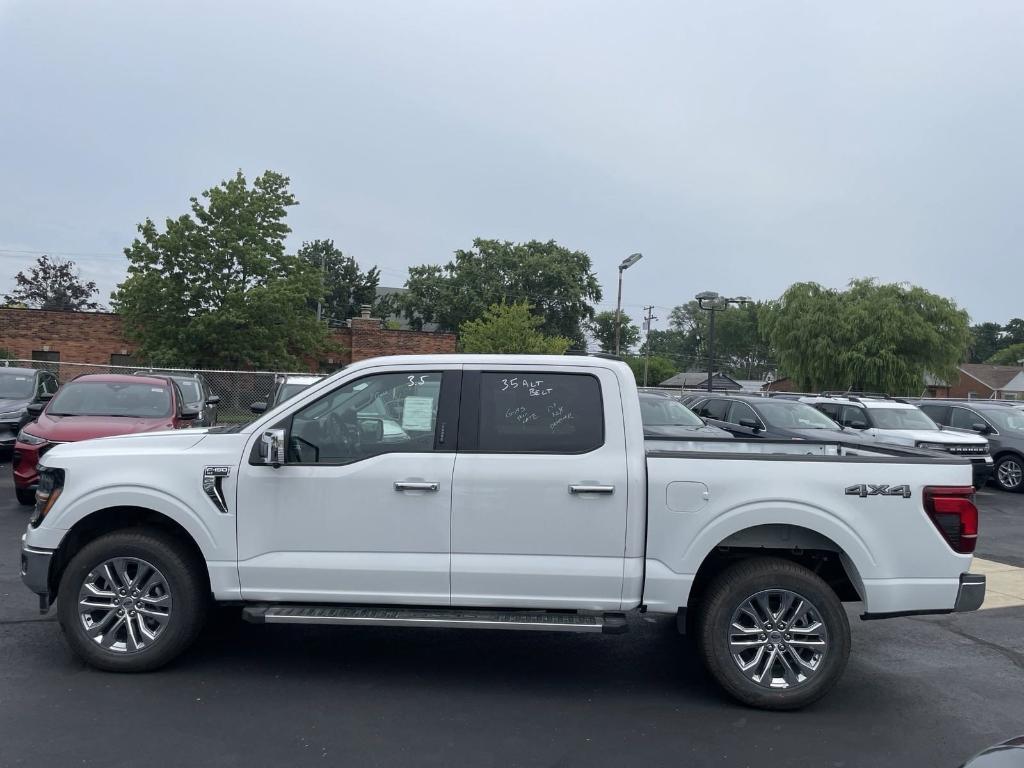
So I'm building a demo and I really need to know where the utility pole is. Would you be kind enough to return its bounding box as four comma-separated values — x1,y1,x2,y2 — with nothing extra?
642,305,656,387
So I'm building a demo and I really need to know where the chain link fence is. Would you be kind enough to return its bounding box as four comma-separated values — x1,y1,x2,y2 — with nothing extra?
1,359,320,424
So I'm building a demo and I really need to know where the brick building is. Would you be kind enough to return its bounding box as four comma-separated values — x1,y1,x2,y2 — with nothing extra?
0,307,457,370
927,364,1024,400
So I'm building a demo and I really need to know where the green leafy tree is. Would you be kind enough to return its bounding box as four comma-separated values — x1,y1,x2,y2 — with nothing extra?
625,355,677,387
112,170,330,369
1003,318,1024,346
645,301,773,378
459,302,571,354
400,238,602,344
4,254,101,310
968,322,1006,363
296,239,390,325
590,310,640,353
763,278,970,394
985,343,1024,366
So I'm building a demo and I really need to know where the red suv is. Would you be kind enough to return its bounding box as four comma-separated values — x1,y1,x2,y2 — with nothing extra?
12,374,198,505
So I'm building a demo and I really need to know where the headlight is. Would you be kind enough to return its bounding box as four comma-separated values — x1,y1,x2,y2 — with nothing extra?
916,442,947,450
0,408,26,420
16,429,46,445
31,466,65,527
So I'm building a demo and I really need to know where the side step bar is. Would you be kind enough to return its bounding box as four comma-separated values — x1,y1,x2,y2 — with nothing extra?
242,604,628,634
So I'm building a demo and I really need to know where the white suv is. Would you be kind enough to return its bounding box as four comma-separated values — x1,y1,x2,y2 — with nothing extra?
800,394,994,487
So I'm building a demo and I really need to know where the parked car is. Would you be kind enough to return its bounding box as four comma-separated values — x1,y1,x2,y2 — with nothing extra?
638,392,732,438
250,374,324,414
0,367,59,451
133,371,220,426
688,394,857,441
959,736,1024,767
801,395,994,488
22,355,985,711
915,399,1024,493
12,374,199,505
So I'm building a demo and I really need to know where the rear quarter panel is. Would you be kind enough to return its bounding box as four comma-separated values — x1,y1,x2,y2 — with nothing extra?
643,452,975,615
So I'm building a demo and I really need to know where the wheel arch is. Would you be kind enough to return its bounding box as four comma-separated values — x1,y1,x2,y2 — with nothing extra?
48,506,210,602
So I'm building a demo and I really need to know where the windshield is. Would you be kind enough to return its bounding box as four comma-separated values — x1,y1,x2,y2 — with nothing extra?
173,378,202,402
639,396,704,427
755,401,841,430
869,407,937,430
276,382,314,404
984,408,1024,433
0,372,34,399
48,381,172,418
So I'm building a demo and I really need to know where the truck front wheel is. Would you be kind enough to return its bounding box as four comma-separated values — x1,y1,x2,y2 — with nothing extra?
57,529,208,672
696,557,851,710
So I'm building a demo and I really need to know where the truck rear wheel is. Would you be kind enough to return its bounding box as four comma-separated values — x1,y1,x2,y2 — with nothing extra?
696,557,850,710
57,529,208,672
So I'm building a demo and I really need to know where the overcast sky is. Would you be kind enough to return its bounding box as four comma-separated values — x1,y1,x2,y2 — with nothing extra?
1,1,1021,328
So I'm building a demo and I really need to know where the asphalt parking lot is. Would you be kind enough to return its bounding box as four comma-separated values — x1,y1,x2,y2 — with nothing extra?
1,476,1022,768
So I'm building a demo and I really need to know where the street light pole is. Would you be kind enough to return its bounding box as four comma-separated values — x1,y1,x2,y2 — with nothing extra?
695,291,751,392
614,253,643,355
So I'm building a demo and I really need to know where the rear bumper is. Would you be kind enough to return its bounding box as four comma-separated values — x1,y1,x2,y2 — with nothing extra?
20,534,54,612
862,572,985,620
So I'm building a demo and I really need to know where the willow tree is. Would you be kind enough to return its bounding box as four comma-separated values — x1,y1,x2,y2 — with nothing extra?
763,278,970,394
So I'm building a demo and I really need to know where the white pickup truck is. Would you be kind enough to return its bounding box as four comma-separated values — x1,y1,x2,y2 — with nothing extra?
20,355,986,710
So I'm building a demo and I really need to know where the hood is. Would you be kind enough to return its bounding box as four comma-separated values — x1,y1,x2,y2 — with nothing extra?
0,397,31,414
645,423,732,438
884,429,987,445
25,412,176,442
44,429,210,462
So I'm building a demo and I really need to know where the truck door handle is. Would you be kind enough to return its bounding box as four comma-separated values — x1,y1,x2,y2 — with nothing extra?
394,481,440,492
569,484,615,495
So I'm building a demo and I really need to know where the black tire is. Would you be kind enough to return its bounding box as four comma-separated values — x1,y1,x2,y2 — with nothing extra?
15,487,36,506
57,529,208,672
696,557,851,710
993,454,1024,493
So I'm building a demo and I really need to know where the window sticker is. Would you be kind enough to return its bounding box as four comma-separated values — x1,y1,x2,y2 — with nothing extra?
401,396,434,431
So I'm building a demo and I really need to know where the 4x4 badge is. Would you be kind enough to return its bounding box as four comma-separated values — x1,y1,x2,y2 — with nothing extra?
845,484,911,499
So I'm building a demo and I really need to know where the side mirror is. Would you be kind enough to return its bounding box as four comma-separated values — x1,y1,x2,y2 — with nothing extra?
261,428,286,466
972,422,991,434
26,403,45,417
206,395,221,406
846,420,868,430
359,418,384,442
39,392,54,402
250,401,268,414
180,408,200,421
738,418,760,431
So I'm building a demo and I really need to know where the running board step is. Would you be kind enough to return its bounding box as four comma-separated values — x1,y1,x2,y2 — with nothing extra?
242,605,628,634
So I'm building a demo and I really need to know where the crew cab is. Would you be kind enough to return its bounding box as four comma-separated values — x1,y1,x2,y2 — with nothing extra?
800,394,993,487
20,356,986,710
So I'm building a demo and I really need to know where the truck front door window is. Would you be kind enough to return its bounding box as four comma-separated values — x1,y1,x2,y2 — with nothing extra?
288,371,442,464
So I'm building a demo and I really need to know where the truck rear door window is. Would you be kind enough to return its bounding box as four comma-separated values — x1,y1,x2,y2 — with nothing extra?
477,372,603,453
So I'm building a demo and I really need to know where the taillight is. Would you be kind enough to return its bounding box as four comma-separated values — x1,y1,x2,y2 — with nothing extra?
922,486,977,554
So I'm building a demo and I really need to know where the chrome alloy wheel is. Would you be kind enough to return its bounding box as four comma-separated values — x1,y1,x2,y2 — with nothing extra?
728,589,828,689
997,458,1023,490
77,557,173,653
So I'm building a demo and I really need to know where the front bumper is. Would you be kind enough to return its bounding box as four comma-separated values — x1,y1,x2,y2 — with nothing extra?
12,442,42,489
20,534,54,612
971,458,994,488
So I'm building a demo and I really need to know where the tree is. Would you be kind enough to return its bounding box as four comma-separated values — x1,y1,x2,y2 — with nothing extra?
968,322,1006,363
625,355,677,387
400,238,602,344
4,254,101,311
642,300,773,378
590,310,640,353
986,343,1024,366
459,302,571,354
296,239,390,325
112,170,331,369
1003,318,1024,346
763,278,970,394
